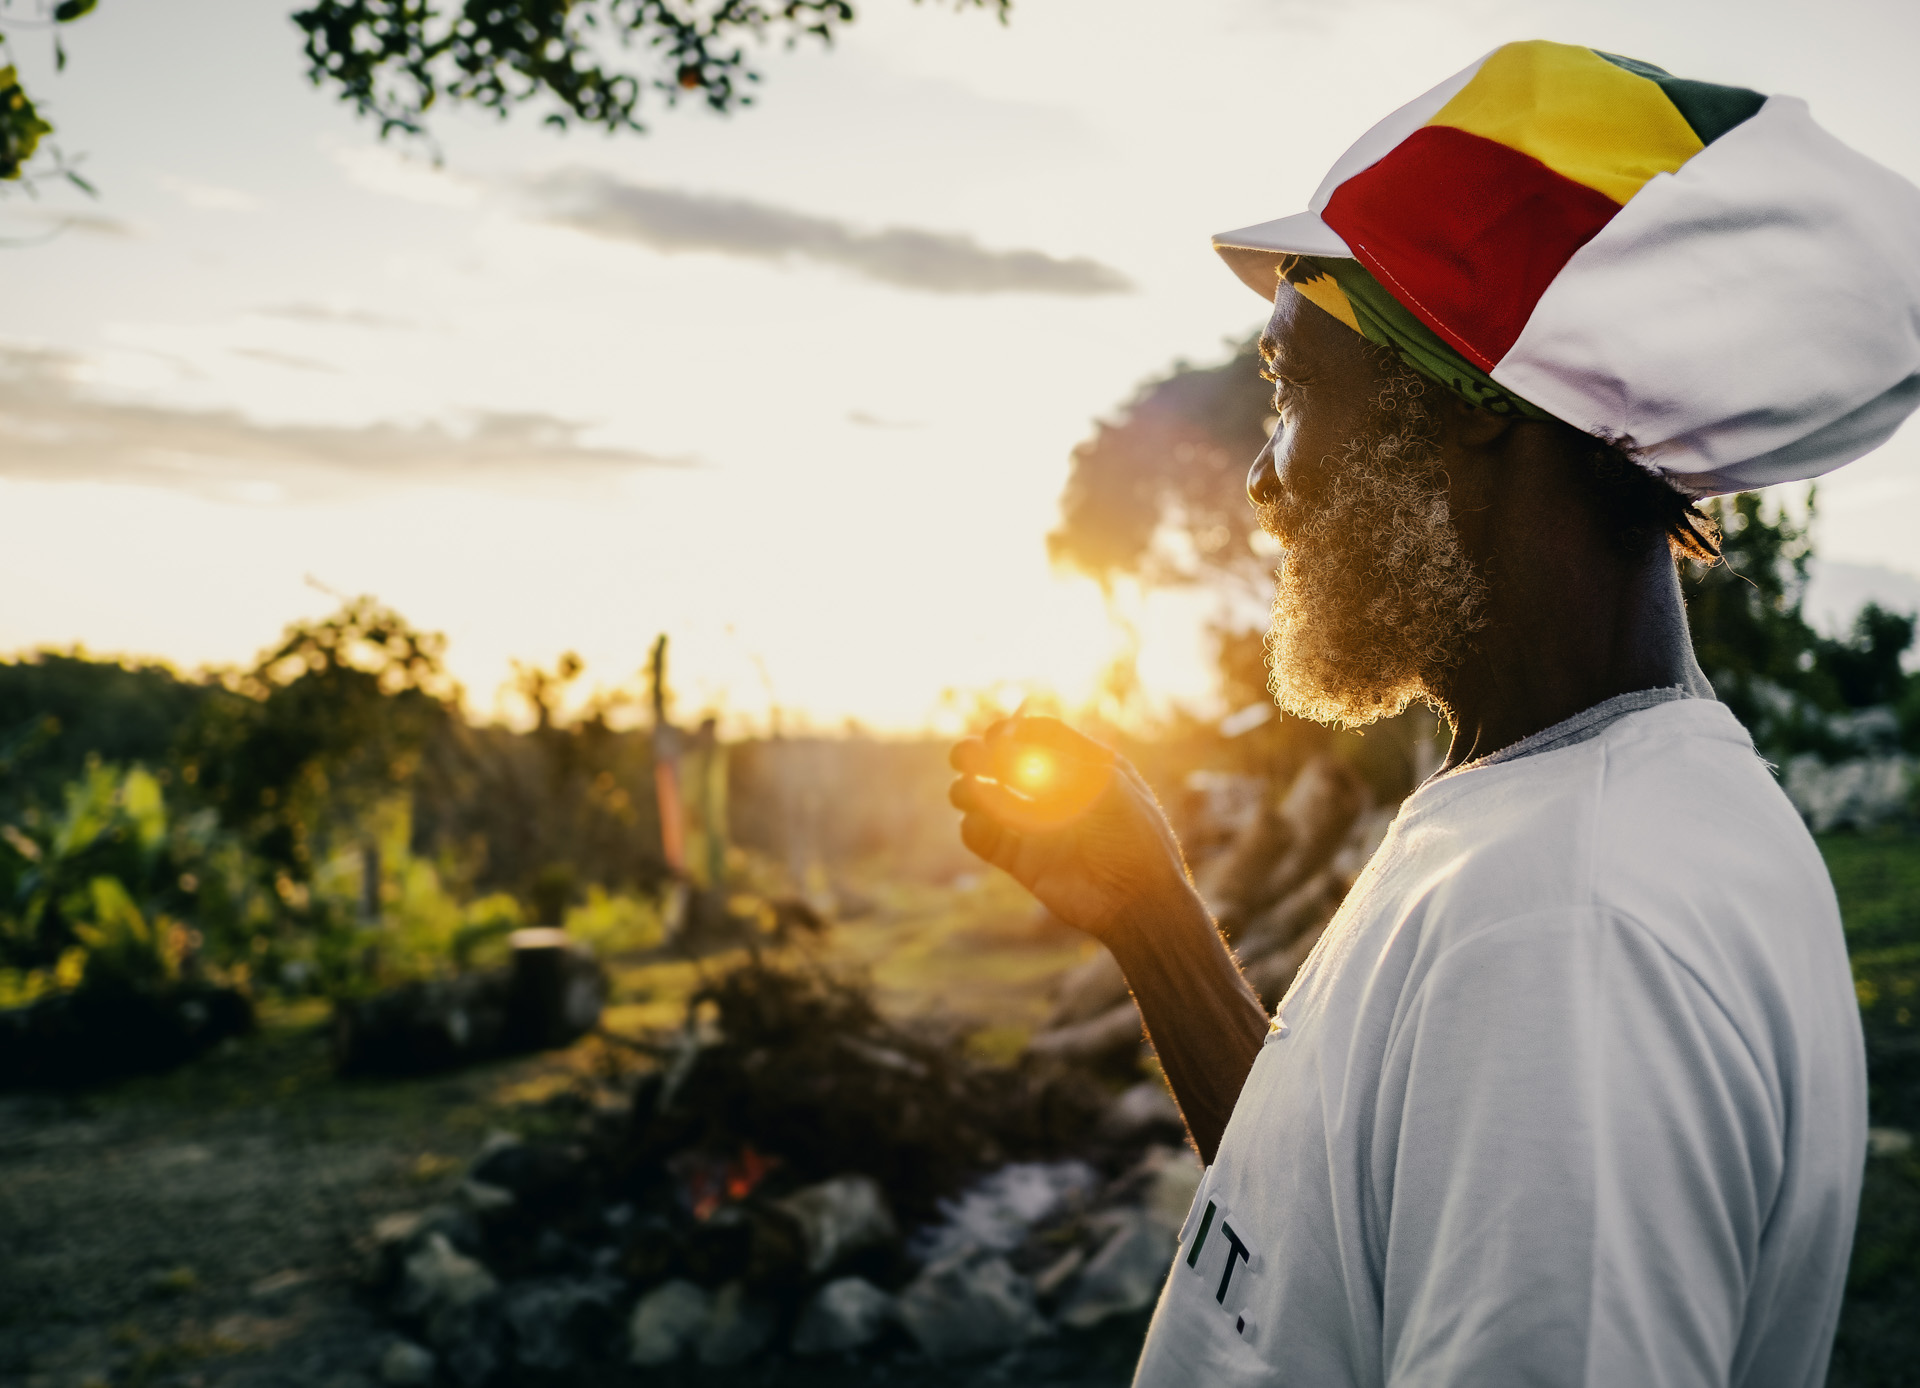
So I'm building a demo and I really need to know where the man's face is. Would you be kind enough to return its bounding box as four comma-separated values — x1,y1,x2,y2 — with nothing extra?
1251,285,1487,727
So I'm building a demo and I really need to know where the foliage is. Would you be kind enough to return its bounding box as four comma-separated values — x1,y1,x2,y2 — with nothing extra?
0,650,213,819
1050,336,1272,599
187,596,453,892
1816,830,1920,1387
0,0,96,191
1682,493,1920,762
0,762,258,999
292,0,1008,142
3,0,1006,187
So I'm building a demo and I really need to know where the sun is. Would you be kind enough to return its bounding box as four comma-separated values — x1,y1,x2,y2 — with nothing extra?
1011,750,1055,793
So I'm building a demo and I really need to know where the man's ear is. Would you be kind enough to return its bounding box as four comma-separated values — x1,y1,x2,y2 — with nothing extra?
1440,394,1514,449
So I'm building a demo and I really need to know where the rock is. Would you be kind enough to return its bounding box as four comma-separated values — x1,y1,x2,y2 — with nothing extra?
697,1281,778,1367
470,1137,579,1207
895,1250,1040,1360
914,1160,1100,1265
791,1276,895,1356
504,1277,621,1371
1044,949,1128,1030
436,1316,502,1388
373,1205,480,1263
1031,1246,1085,1301
774,1174,899,1275
1135,1144,1206,1234
1241,919,1330,1010
1236,868,1340,963
1025,1000,1143,1067
1869,1126,1914,1157
393,1233,497,1320
379,1340,435,1387
628,1278,711,1367
1098,1080,1184,1143
1057,1208,1177,1329
457,1179,514,1216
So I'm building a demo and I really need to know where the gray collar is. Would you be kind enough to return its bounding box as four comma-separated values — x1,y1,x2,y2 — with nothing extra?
1433,686,1696,783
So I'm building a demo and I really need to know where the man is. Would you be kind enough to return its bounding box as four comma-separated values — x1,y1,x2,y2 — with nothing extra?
951,41,1920,1386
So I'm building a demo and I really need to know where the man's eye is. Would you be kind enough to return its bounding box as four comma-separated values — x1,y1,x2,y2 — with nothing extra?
1270,379,1300,415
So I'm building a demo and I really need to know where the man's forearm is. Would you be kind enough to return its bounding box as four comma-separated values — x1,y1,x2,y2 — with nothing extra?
1105,891,1269,1163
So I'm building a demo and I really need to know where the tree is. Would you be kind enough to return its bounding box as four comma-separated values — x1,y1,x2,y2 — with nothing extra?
2,0,1008,189
1,0,97,191
184,597,453,904
1050,336,1273,604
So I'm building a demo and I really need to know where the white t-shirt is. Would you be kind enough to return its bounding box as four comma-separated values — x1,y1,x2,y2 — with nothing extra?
1134,698,1866,1388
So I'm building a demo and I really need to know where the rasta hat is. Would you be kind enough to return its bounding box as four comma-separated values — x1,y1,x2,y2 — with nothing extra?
1213,40,1920,498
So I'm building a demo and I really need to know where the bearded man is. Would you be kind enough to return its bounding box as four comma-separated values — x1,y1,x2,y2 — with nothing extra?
951,40,1920,1387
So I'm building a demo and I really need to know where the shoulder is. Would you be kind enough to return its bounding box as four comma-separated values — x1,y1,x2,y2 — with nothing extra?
1380,699,1849,1066
1396,699,1822,924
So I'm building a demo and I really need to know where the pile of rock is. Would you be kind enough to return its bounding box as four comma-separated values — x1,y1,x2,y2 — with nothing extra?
359,959,1204,1385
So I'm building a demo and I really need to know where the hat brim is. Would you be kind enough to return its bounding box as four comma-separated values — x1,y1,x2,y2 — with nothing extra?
1212,212,1354,300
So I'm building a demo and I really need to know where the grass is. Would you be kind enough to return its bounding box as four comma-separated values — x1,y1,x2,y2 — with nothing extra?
1817,830,1920,1388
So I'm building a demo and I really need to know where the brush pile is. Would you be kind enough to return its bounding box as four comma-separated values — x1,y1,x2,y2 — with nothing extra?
361,958,1202,1386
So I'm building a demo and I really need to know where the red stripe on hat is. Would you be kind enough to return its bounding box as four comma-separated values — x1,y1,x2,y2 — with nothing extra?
1321,124,1621,370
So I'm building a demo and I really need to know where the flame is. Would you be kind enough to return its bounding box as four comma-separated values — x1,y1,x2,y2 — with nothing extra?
684,1143,779,1221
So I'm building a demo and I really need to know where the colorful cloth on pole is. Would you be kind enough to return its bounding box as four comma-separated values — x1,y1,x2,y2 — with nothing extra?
1214,40,1920,497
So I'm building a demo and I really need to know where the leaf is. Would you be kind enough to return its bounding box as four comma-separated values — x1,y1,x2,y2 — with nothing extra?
53,0,99,22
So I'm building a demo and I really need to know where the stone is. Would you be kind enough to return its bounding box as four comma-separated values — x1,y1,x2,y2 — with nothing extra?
470,1137,579,1207
1135,1144,1206,1233
697,1281,778,1367
913,1160,1099,1265
393,1232,497,1320
1097,1080,1184,1143
457,1179,515,1216
895,1250,1040,1360
1869,1126,1914,1157
628,1278,711,1367
774,1174,899,1275
791,1276,895,1356
437,1319,502,1388
1056,1209,1176,1329
378,1340,435,1387
504,1277,620,1371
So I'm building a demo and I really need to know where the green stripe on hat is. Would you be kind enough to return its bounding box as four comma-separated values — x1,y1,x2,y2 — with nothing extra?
1594,51,1768,145
1300,258,1554,420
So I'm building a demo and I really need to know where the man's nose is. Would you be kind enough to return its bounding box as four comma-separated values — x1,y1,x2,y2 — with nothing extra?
1247,430,1281,507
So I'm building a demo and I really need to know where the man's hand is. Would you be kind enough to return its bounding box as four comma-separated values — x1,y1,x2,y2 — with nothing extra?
950,715,1268,1161
948,716,1198,945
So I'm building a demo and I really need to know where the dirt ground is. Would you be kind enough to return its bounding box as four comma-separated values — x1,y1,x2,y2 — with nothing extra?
0,877,1106,1388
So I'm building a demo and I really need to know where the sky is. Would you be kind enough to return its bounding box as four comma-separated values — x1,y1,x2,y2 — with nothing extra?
6,0,1920,730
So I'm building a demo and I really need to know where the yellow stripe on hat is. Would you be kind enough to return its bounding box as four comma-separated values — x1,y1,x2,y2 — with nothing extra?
1427,40,1703,207
1281,265,1361,333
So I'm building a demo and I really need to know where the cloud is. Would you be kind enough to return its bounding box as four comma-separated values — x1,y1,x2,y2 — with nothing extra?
328,142,481,208
0,345,687,501
157,174,262,214
252,303,413,330
525,170,1133,297
230,347,341,374
0,210,137,243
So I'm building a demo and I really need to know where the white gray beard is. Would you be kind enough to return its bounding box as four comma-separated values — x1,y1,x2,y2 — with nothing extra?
1262,417,1487,728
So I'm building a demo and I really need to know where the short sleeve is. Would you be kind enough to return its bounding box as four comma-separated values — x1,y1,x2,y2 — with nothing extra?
1373,909,1781,1388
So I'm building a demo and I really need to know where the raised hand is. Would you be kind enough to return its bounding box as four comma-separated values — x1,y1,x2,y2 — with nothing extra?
948,716,1198,945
